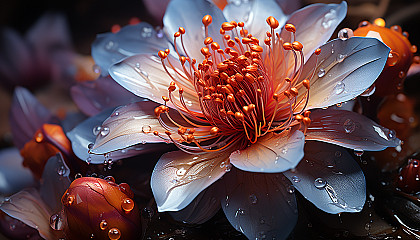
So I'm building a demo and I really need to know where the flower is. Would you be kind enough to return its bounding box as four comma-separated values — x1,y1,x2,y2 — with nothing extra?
71,0,402,238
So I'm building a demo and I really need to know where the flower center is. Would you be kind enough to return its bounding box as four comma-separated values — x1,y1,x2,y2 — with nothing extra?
154,15,318,154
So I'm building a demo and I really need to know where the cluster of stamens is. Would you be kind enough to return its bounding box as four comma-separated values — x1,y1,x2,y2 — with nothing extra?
153,15,320,154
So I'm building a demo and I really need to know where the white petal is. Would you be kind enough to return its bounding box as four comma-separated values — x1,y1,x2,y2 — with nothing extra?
109,54,201,113
151,150,231,212
221,168,297,239
306,109,401,151
90,101,167,154
0,148,35,195
300,37,390,109
230,130,305,173
223,0,287,41
0,189,62,240
92,22,169,73
284,141,366,214
39,154,71,214
163,0,226,62
280,2,347,61
169,182,222,224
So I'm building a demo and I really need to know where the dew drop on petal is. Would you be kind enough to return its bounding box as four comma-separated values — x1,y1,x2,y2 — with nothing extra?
333,81,345,95
108,228,121,240
99,220,108,230
57,166,66,176
343,119,356,133
317,68,326,78
142,125,152,134
399,71,405,79
225,163,232,172
337,54,346,63
338,28,354,40
104,176,115,183
354,148,364,157
88,143,94,149
387,51,400,66
100,127,110,137
49,214,64,230
141,27,153,38
314,178,327,189
287,185,295,194
121,198,135,212
292,176,301,183
93,126,102,136
176,168,186,176
249,194,258,204
92,64,101,74
75,173,82,179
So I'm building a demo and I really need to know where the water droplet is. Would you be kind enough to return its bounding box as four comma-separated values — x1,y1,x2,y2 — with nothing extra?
337,54,346,63
155,27,164,38
104,176,115,183
388,129,396,139
399,71,405,79
292,176,301,183
321,9,337,30
93,126,102,136
365,223,371,231
141,27,153,38
235,208,245,218
387,51,400,66
333,81,345,94
88,143,94,150
413,160,419,167
121,198,135,212
176,168,186,176
105,41,117,51
49,214,64,230
338,28,354,40
142,125,152,134
108,228,121,240
318,68,326,78
287,185,295,194
92,64,101,74
343,118,356,133
100,127,110,137
9,224,15,231
220,161,226,168
75,173,82,179
86,156,92,164
225,163,232,172
99,220,108,230
354,148,364,157
57,166,66,176
249,194,258,204
281,148,288,155
314,178,326,188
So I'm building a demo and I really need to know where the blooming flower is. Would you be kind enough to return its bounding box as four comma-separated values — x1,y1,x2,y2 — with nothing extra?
69,0,401,238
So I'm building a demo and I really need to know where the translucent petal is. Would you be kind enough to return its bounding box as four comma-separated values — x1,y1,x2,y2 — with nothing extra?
223,0,287,41
306,109,401,151
39,154,71,214
221,167,298,239
284,141,366,214
0,148,35,195
67,107,153,164
280,2,347,62
230,130,305,173
299,37,390,110
0,189,63,240
92,22,169,73
70,76,140,116
163,0,226,62
90,101,167,154
169,182,222,224
151,150,230,212
10,87,54,149
109,54,201,112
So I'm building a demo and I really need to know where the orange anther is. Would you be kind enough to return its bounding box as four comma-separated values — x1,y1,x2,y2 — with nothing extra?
165,49,170,54
220,28,225,34
303,79,310,89
295,114,303,121
153,131,159,136
235,73,243,82
174,32,181,38
315,48,321,55
202,15,213,27
242,38,253,44
224,35,231,40
285,23,296,33
283,42,293,50
244,73,255,83
290,87,299,96
158,50,167,59
165,131,171,136
227,94,235,102
303,117,311,125
373,18,385,27
154,107,162,117
168,82,176,92
273,93,279,101
235,112,244,121
266,16,279,29
285,77,291,83
264,38,271,46
211,42,220,50
222,22,235,31
238,22,244,27
227,39,235,47
250,45,263,52
201,47,210,56
210,127,220,135
180,56,186,65
178,127,187,135
304,111,311,118
204,37,213,45
178,27,186,34
186,134,194,143
230,21,238,28
162,96,169,102
292,41,303,51
179,88,184,94
248,104,255,111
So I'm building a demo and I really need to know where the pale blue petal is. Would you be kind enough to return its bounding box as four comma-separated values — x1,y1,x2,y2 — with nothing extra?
151,150,230,212
284,141,366,214
306,109,401,151
280,2,347,61
92,22,169,74
300,37,390,109
221,168,297,239
223,0,287,41
230,130,304,173
163,0,226,62
0,148,35,195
